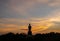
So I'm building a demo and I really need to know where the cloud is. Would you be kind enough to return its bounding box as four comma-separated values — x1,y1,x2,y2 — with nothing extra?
47,9,60,22
8,0,60,17
1,8,60,34
0,0,60,34
0,23,19,28
48,0,60,7
1,0,60,17
0,17,55,34
0,18,29,24
1,0,59,18
0,27,20,34
9,0,48,16
0,16,60,34
29,9,60,33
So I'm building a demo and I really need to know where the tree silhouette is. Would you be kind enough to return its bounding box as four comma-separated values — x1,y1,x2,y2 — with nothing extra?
0,24,60,41
0,32,60,41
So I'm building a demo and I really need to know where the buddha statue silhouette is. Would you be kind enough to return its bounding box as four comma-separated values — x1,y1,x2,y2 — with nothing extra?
28,24,32,35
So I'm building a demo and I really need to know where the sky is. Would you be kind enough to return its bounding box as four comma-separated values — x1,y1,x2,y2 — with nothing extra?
0,0,60,35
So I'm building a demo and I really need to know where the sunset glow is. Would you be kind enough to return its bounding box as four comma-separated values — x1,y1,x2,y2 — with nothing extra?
0,0,60,35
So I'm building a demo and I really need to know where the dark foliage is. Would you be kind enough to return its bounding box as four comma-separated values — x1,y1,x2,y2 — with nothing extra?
0,32,60,41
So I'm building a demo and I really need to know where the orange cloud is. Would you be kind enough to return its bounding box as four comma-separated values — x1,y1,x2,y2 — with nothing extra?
0,27,20,34
0,23,19,28
46,9,60,22
0,16,60,34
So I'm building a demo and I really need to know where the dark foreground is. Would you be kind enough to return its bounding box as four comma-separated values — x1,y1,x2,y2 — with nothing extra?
0,32,60,41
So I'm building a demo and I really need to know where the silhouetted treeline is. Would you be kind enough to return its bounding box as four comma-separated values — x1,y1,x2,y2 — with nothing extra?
0,32,60,41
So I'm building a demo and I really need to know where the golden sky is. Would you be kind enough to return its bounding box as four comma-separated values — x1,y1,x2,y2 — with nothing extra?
0,0,60,35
